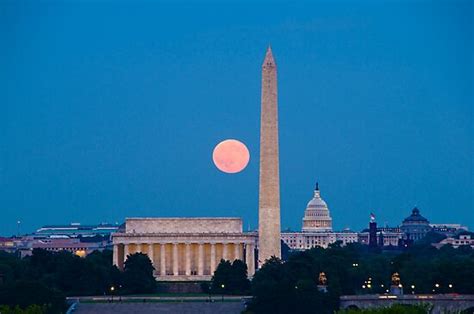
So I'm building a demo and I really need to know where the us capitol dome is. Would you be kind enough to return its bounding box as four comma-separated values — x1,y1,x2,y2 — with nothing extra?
302,183,333,232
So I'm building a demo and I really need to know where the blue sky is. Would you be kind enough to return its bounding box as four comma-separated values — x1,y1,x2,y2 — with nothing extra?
1,0,472,236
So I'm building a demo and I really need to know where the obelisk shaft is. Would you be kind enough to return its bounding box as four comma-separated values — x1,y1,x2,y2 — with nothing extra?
258,47,281,264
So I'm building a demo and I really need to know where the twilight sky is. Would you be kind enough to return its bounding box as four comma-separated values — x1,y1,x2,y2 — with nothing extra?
1,0,472,236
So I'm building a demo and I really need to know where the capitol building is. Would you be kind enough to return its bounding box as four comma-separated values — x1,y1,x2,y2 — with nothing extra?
281,183,359,250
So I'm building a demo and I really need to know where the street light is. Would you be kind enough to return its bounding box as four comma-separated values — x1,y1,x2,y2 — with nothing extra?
448,284,453,289
110,286,115,302
221,284,225,302
411,285,415,294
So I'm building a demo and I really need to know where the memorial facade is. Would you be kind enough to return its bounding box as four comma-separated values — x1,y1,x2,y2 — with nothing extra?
112,218,257,281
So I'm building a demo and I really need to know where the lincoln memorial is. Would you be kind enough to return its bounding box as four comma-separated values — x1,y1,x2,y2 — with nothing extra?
112,217,257,281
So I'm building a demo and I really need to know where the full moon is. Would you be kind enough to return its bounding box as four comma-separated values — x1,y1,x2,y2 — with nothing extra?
212,139,250,173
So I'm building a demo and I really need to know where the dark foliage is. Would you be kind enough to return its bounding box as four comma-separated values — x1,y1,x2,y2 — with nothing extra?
0,280,66,314
0,249,158,310
122,252,156,294
211,259,251,294
246,242,474,314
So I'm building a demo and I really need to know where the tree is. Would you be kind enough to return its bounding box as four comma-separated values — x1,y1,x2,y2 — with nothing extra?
0,280,66,313
122,253,156,294
211,259,251,295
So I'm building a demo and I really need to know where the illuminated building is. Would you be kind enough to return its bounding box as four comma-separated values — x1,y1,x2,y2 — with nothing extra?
112,218,257,281
281,184,358,250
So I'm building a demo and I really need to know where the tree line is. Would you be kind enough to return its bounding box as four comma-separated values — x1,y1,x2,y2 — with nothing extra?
244,241,474,313
0,241,473,313
0,249,155,313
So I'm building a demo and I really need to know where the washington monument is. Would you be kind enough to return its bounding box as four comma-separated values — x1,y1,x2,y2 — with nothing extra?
258,47,281,264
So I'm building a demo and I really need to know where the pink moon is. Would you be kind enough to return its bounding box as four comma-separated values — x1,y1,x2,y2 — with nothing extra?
212,139,250,174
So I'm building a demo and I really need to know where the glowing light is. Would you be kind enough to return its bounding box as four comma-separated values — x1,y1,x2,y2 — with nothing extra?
212,139,250,173
448,284,453,288
75,250,86,258
435,283,440,288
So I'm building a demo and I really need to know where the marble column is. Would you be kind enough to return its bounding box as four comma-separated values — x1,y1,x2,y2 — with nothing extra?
210,243,216,274
223,243,229,261
233,243,240,261
246,243,255,276
148,244,154,266
160,243,166,276
123,244,130,263
172,243,179,276
198,243,204,276
185,243,191,276
113,244,119,266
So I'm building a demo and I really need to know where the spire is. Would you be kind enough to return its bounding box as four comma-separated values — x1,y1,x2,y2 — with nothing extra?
262,45,276,68
315,182,319,191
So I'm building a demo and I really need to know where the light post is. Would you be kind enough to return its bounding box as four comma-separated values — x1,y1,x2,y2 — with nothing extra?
110,286,115,302
221,284,225,302
411,285,415,295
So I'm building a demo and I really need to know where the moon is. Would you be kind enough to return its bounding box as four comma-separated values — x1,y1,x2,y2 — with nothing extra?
212,139,250,174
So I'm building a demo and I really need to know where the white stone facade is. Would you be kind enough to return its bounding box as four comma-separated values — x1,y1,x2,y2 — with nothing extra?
282,231,358,250
112,218,257,281
302,184,333,232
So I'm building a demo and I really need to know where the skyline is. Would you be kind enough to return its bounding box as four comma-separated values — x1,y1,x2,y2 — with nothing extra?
1,0,473,236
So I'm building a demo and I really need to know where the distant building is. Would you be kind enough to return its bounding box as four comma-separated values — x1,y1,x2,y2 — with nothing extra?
400,207,432,242
34,223,119,239
0,237,16,253
0,222,119,257
433,233,474,249
281,184,358,250
358,215,403,248
430,224,468,238
30,237,110,257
